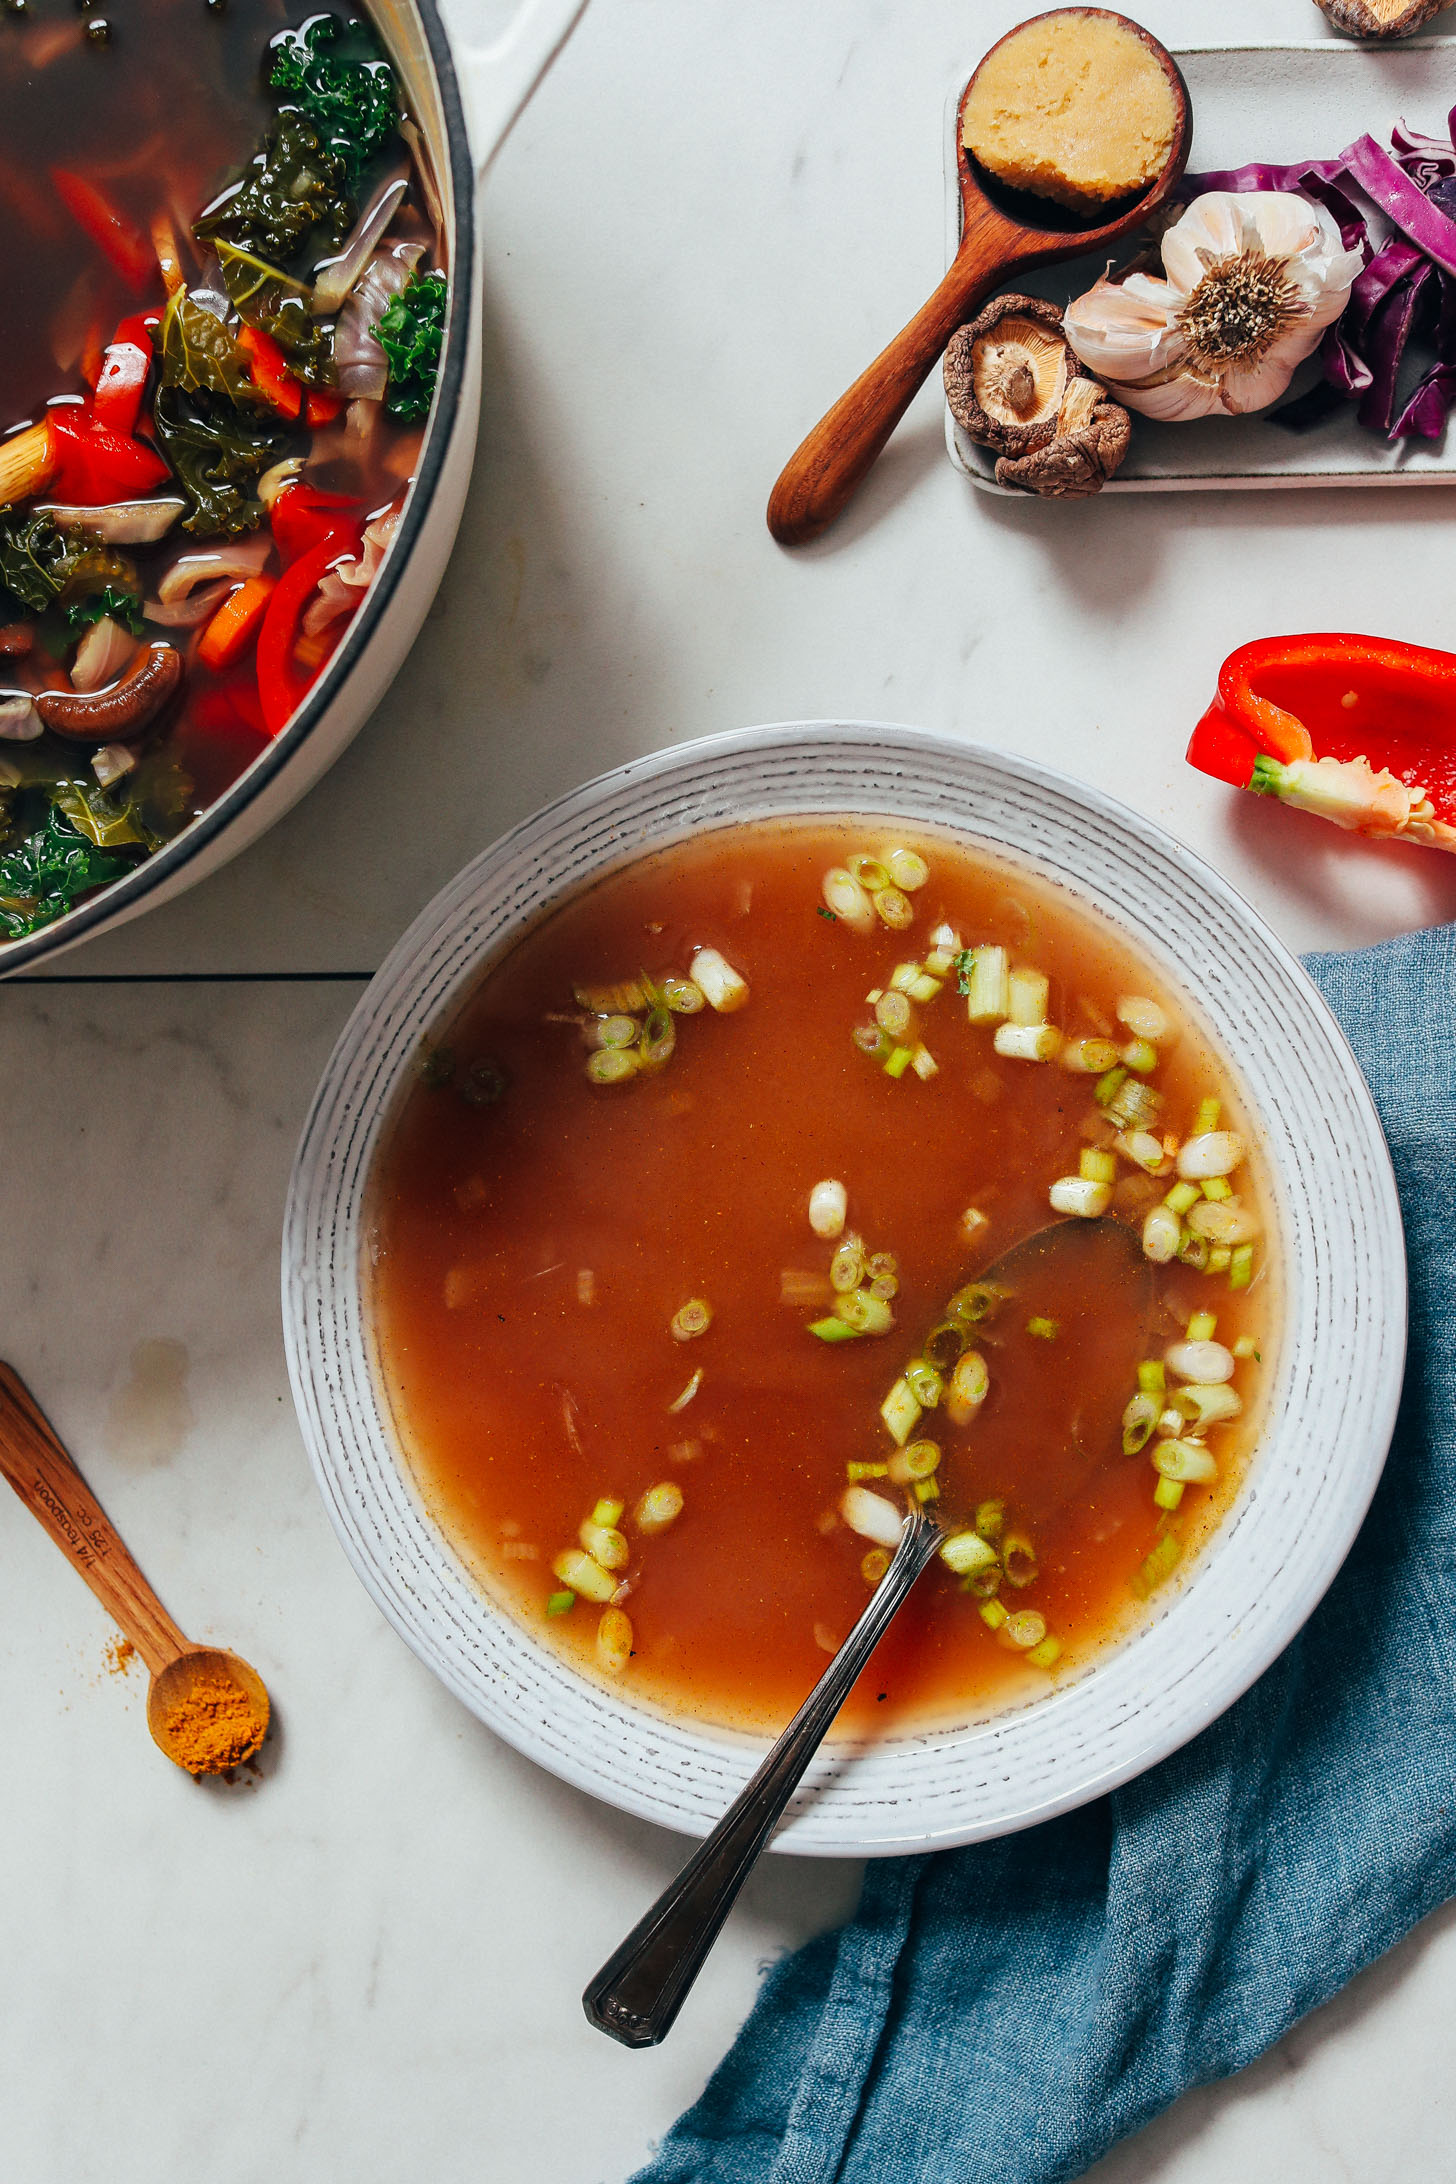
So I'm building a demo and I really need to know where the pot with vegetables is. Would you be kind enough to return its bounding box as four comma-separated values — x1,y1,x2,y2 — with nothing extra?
0,0,585,962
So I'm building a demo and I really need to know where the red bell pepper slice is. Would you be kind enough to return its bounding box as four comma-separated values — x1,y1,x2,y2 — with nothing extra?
270,481,359,565
305,388,344,430
51,170,154,294
236,326,304,423
1187,632,1456,854
92,312,159,437
47,405,170,504
256,527,361,736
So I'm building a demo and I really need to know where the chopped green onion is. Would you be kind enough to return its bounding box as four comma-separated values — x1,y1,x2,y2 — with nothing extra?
906,971,943,1004
830,1235,866,1293
808,1179,848,1239
1233,1333,1259,1360
596,1014,639,1049
1207,1245,1232,1274
579,1518,629,1569
959,1206,990,1246
551,1548,616,1603
880,1376,923,1445
809,1316,862,1343
1122,1390,1159,1454
639,1004,676,1070
867,1251,898,1279
1116,995,1172,1044
1059,1037,1119,1074
671,1297,713,1341
875,990,912,1037
591,1497,624,1529
994,1022,1061,1062
1137,1360,1166,1395
893,1438,941,1481
660,974,706,1014
961,944,1010,1024
1201,1175,1233,1203
596,1605,633,1674
840,1484,903,1546
823,867,875,931
883,1044,914,1079
853,1024,893,1060
1079,1147,1116,1186
1003,1609,1047,1650
975,1498,1005,1539
913,1478,939,1503
1120,1037,1159,1075
1171,1383,1242,1428
883,847,929,891
1026,1635,1062,1670
946,1282,1000,1328
848,853,890,893
1002,1532,1038,1588
1141,1205,1181,1263
1229,1244,1254,1291
860,1548,890,1586
587,1047,638,1085
979,1597,1009,1630
1107,1078,1163,1131
944,1347,989,1425
875,886,914,931
835,1289,894,1336
1153,1476,1184,1511
668,1367,703,1410
1153,1439,1218,1484
1187,1310,1217,1342
1163,1180,1200,1215
635,1481,684,1535
1094,1065,1128,1107
1132,1529,1182,1597
546,1590,576,1616
910,1044,938,1080
1026,1316,1059,1341
940,1529,998,1576
903,1357,943,1407
1193,1096,1223,1135
868,1272,900,1302
1177,1232,1210,1272
847,1460,890,1481
575,978,649,1014
1049,1175,1111,1218
922,1320,966,1370
889,960,922,994
1007,966,1050,1027
689,947,750,1013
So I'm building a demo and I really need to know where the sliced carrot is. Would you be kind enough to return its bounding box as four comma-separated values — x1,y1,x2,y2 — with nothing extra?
305,388,344,429
236,325,303,422
51,170,153,292
197,575,277,674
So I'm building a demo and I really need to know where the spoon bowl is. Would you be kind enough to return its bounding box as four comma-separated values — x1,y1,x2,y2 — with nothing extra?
766,8,1191,545
147,1647,271,1776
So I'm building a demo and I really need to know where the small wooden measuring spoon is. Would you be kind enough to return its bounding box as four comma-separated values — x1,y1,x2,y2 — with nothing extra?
0,1362,269,1777
767,7,1191,545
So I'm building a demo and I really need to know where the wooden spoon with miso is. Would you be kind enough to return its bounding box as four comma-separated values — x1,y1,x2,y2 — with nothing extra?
767,7,1190,544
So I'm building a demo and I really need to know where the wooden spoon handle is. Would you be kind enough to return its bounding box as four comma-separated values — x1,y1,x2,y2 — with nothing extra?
767,211,1022,547
0,1363,188,1676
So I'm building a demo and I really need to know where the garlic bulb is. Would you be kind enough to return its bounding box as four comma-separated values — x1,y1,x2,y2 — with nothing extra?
1064,191,1363,421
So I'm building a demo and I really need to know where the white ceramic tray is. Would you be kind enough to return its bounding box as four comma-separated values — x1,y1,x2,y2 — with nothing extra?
946,37,1456,493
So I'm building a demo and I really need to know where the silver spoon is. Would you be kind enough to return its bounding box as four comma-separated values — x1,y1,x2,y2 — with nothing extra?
582,1218,1152,2047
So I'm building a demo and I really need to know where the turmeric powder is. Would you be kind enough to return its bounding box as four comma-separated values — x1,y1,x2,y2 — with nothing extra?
148,1654,268,1776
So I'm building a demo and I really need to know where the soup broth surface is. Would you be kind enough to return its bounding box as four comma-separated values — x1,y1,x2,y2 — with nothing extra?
371,821,1273,1736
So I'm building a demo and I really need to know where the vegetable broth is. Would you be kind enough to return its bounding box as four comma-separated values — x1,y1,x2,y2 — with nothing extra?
371,821,1274,1737
0,0,443,940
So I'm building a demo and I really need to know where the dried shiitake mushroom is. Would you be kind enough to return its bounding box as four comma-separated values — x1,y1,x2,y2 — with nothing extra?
1313,0,1445,35
944,294,1083,457
994,377,1132,499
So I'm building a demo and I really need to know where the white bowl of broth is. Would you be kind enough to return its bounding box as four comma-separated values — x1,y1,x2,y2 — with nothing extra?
0,0,581,968
285,723,1404,1854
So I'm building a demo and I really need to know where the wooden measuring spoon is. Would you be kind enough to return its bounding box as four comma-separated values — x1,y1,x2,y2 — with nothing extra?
766,8,1191,546
0,1362,270,1776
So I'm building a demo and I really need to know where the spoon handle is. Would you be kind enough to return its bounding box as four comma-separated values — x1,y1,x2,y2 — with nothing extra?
582,1505,942,2048
767,207,1022,547
0,1363,188,1676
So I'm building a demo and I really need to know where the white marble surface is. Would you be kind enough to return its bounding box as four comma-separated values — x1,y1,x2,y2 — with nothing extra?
4,1,1456,2178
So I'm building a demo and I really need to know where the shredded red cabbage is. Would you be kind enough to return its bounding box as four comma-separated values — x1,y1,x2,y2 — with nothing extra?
1176,123,1456,444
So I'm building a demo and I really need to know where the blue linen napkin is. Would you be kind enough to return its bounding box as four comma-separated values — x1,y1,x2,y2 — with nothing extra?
629,923,1456,2184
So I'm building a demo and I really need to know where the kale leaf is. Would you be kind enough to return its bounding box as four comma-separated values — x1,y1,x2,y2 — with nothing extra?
269,15,397,178
151,386,291,537
159,290,268,410
194,113,352,264
0,807,140,941
376,268,447,423
0,513,137,618
0,512,76,614
214,242,337,387
67,587,145,639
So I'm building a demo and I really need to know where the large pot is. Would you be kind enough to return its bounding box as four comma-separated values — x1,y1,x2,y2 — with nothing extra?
0,0,588,975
